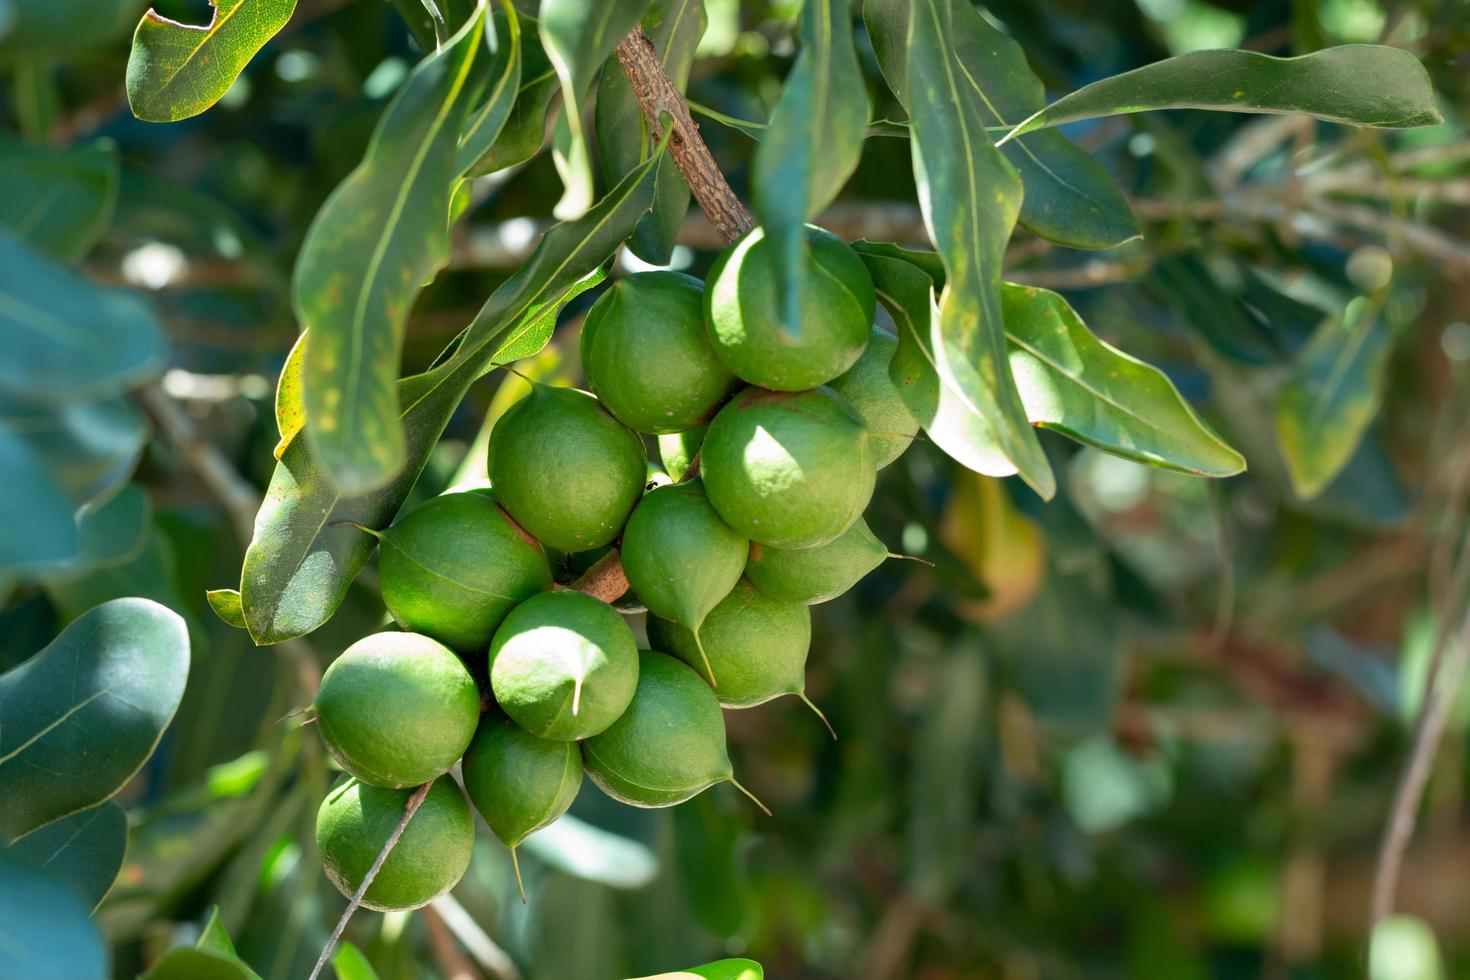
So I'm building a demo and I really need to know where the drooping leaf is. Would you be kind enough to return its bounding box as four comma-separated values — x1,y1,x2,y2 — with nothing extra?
0,850,107,980
467,27,560,176
1000,284,1246,476
519,812,659,888
0,597,189,843
1275,297,1391,499
206,588,248,629
241,150,663,643
126,0,298,123
751,0,866,335
538,0,651,218
907,649,985,902
8,801,127,910
272,330,306,460
1003,44,1441,141
455,1,523,176
296,7,486,494
596,0,705,263
904,0,1053,499
863,0,1139,249
0,140,119,261
0,231,165,405
672,789,747,937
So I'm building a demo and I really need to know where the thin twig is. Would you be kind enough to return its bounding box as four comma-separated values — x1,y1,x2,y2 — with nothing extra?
423,903,480,980
431,896,524,980
308,782,433,980
137,384,261,544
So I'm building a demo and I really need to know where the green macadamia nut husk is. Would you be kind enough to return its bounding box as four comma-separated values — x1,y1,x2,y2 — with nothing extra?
582,651,734,808
620,480,746,635
745,518,888,604
489,590,639,741
487,385,647,552
704,225,875,391
377,491,551,652
827,324,920,469
657,426,706,483
315,776,474,912
582,272,739,433
462,712,582,849
313,631,481,788
700,386,876,549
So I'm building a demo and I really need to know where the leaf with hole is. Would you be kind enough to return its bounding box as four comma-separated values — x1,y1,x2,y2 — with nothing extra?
0,597,189,843
126,0,297,123
8,800,127,910
752,0,867,335
903,0,1053,499
1275,297,1391,500
241,149,663,643
296,7,485,494
864,0,1138,249
1003,44,1441,140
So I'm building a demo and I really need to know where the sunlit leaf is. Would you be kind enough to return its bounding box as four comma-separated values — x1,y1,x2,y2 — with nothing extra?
8,801,127,910
630,959,764,980
455,1,523,176
538,0,651,218
127,0,297,123
1003,44,1441,140
0,597,189,843
332,942,383,980
1275,296,1391,499
296,7,486,494
467,27,560,176
864,0,1138,249
272,331,306,460
903,0,1053,498
520,812,658,888
206,588,247,629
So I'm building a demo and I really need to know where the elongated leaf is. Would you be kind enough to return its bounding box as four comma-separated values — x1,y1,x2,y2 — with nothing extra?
272,330,306,459
520,812,658,888
672,790,747,937
631,960,764,980
206,588,247,629
904,0,1053,498
1004,44,1440,141
241,151,663,643
1001,284,1245,476
0,140,119,262
0,851,107,980
596,0,704,263
296,8,486,495
0,232,165,405
863,0,1138,250
0,0,136,56
907,649,984,901
1275,297,1391,499
9,801,127,910
127,0,297,123
455,2,523,176
752,0,866,335
332,943,382,980
539,0,651,219
0,598,189,842
142,907,262,980
467,29,559,176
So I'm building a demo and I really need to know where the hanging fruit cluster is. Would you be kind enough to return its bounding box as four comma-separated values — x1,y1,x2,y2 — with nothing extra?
311,225,920,908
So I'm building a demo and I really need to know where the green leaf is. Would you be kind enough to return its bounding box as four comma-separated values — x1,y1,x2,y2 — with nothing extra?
0,140,119,262
332,942,383,980
596,0,705,264
486,267,606,364
906,649,984,902
630,960,764,980
1000,284,1246,476
0,597,190,843
519,812,658,888
206,588,248,629
0,850,107,980
900,1,1054,498
538,0,651,219
1275,297,1391,500
32,483,152,583
672,794,747,938
455,2,524,176
126,0,297,123
751,0,866,335
272,330,306,460
1003,44,1441,141
241,150,663,643
0,231,166,404
8,801,127,910
863,0,1139,249
467,28,560,176
296,7,486,494
141,906,263,980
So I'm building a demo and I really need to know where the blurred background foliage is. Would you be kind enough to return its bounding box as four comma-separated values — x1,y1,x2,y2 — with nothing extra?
2,0,1470,977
